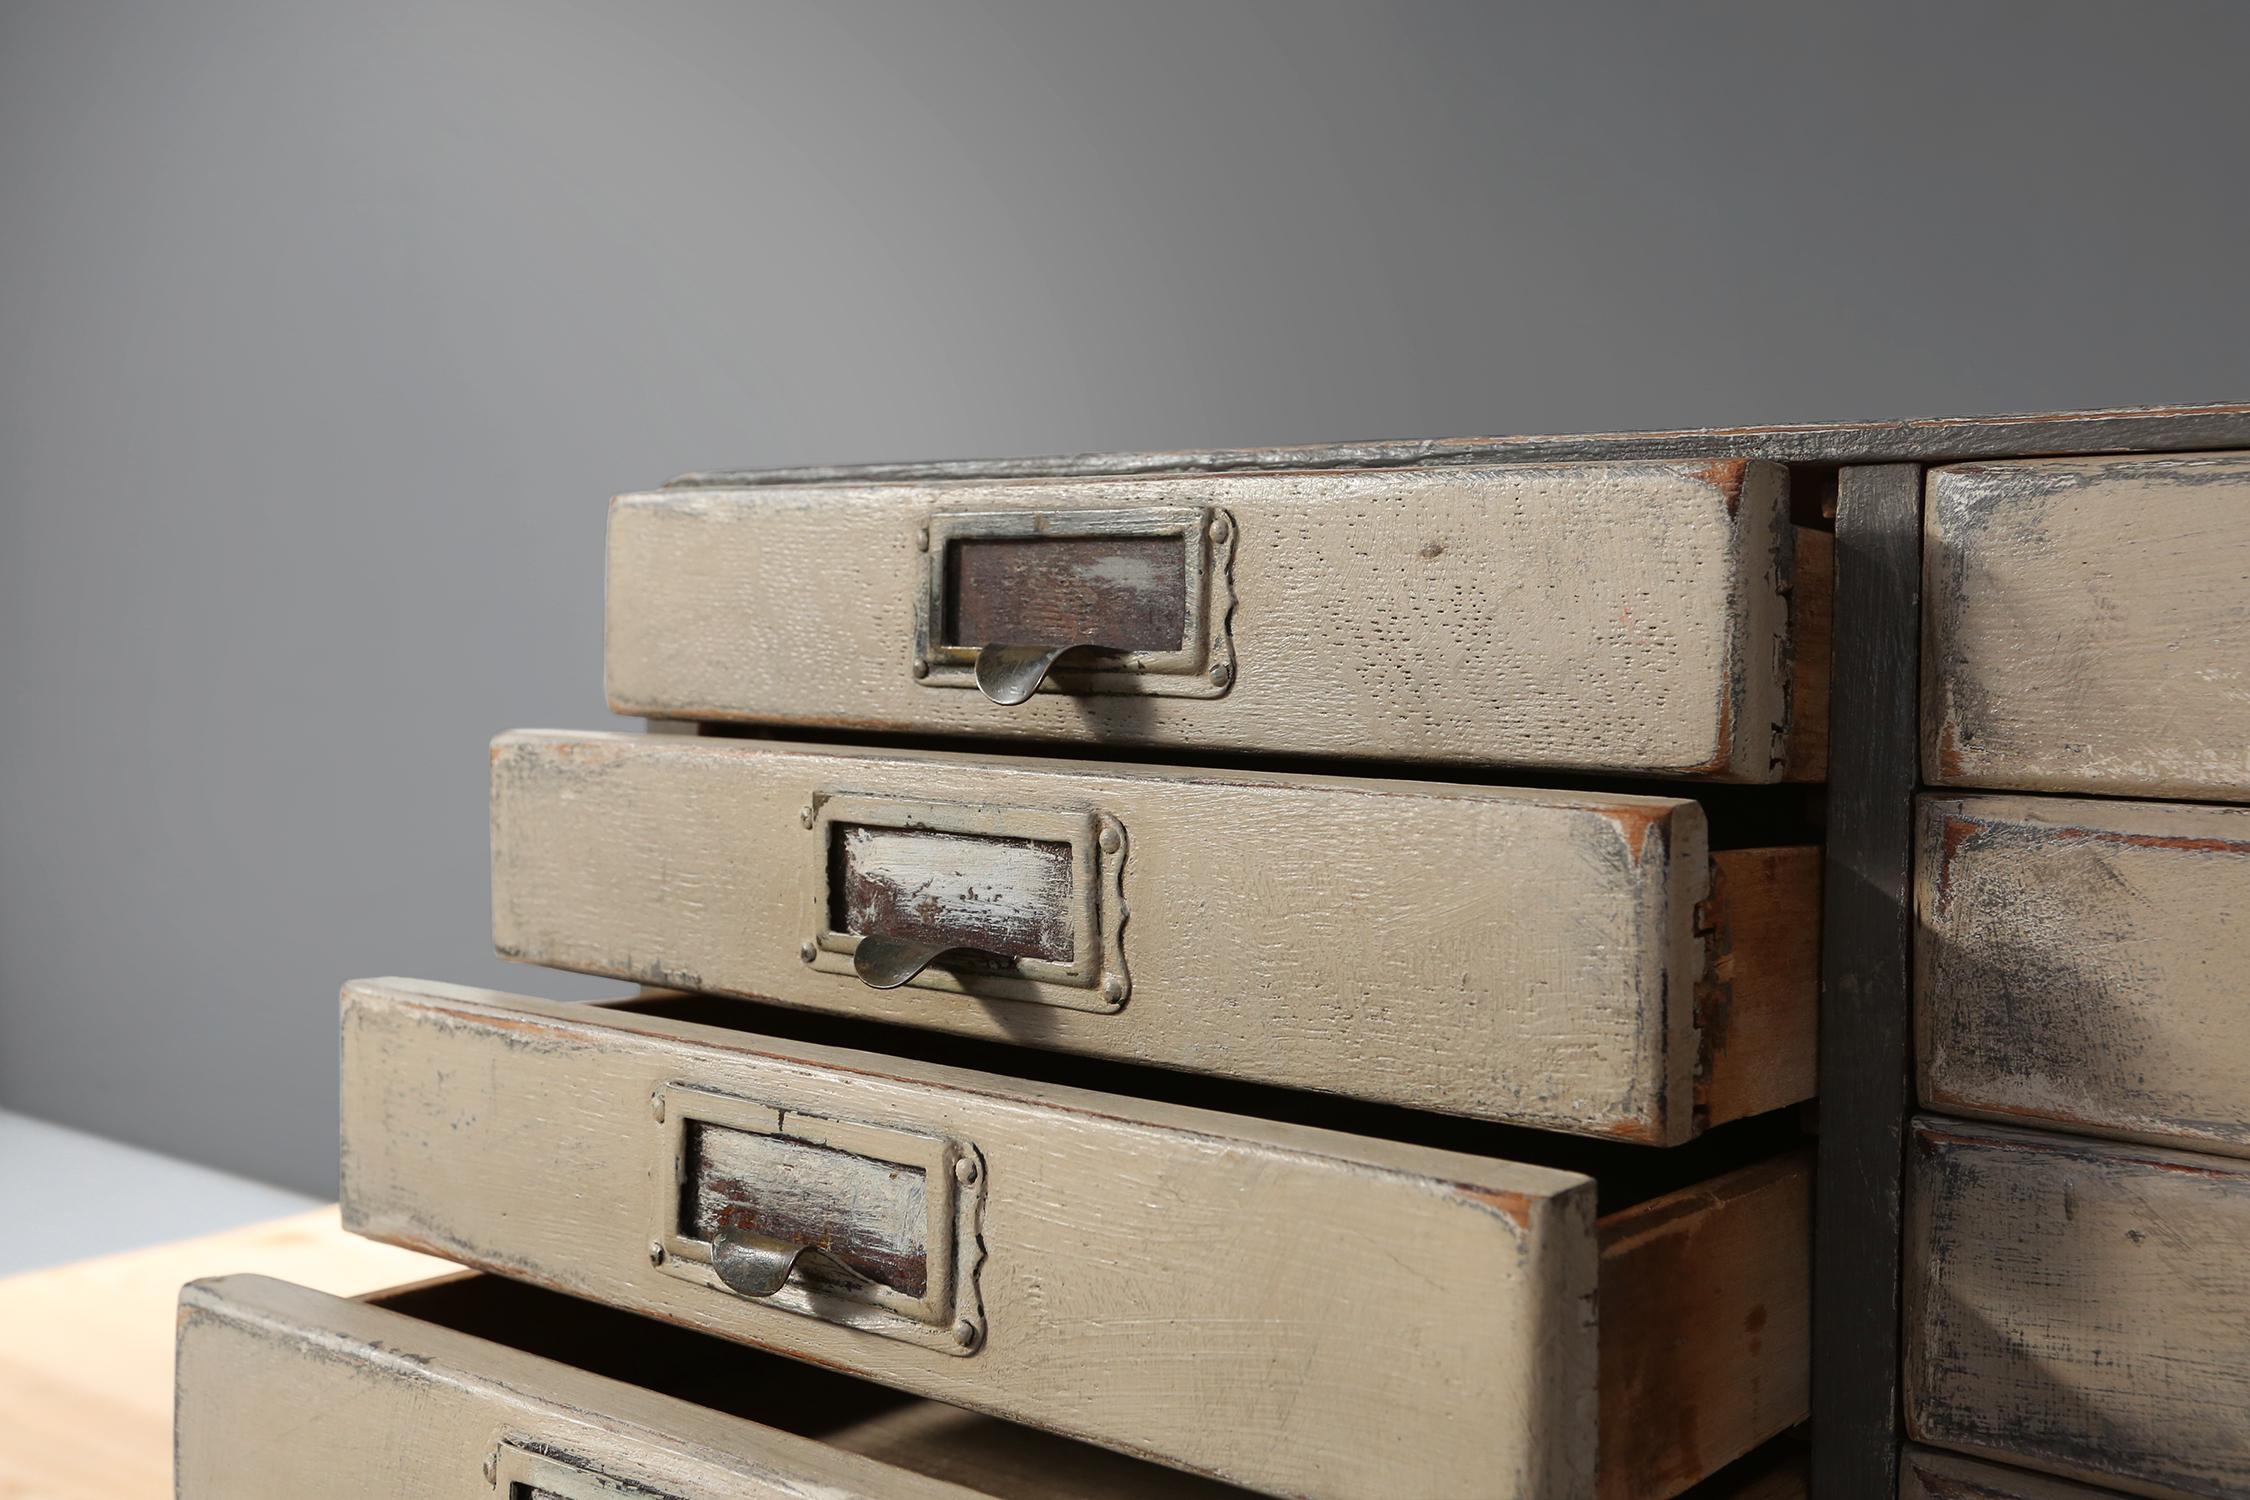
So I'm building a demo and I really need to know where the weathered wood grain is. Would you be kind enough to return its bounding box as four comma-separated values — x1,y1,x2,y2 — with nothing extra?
1917,796,2250,1157
1782,526,1833,781
340,978,1808,1499
1814,463,1922,1500
178,1273,1238,1499
607,461,1814,780
670,403,2250,488
490,730,1818,1142
1900,1446,2136,1499
1595,1152,1811,1500
1905,1119,2250,1497
1924,452,2250,801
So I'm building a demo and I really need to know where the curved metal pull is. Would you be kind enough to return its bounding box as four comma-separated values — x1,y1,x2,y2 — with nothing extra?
973,642,1116,705
712,1226,886,1299
852,933,1005,990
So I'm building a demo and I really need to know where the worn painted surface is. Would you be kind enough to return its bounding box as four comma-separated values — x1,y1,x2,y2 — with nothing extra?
488,731,1818,1142
1593,1151,1811,1500
175,1275,998,1499
1900,1446,2135,1499
339,978,1601,1498
689,1123,932,1297
1905,1119,2250,1498
607,461,1811,780
1917,796,2250,1157
669,405,2250,488
944,533,1188,651
1923,452,2250,801
834,825,1076,964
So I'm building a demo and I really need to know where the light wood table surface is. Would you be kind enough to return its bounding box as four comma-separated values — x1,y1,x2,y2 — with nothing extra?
0,1207,454,1500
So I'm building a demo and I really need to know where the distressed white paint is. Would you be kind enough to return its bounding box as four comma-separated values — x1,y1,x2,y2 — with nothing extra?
605,461,1807,780
1906,1119,2250,1497
176,1274,1220,1499
1917,795,2250,1157
1924,452,2250,801
487,729,1754,1141
339,978,1602,1498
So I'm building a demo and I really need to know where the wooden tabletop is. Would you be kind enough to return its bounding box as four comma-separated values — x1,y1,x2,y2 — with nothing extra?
0,1207,453,1499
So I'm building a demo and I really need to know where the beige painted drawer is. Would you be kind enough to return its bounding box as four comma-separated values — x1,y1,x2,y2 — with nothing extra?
177,1271,1249,1498
489,730,1818,1143
1917,795,2250,1157
1905,1119,2250,1498
606,461,1827,781
339,978,1811,1500
1900,1447,2134,1500
1924,451,2250,800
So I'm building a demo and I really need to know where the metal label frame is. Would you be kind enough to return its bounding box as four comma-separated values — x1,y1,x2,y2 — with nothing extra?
805,791,1130,1013
650,1083,987,1356
912,504,1237,698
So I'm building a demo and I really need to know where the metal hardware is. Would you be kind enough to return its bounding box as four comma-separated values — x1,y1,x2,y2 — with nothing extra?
806,793,1130,1013
853,934,996,990
650,1084,988,1357
711,1226,890,1299
911,505,1237,700
973,642,1117,705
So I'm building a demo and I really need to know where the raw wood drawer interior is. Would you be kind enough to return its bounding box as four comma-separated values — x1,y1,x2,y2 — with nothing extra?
339,978,1810,1500
489,729,1821,1143
177,1271,1250,1499
605,460,1831,781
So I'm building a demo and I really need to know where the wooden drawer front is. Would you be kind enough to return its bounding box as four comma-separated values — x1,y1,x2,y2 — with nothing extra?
489,731,1818,1143
605,460,1820,781
1924,452,2250,800
339,979,1810,1500
1900,1447,2136,1499
1917,796,2250,1156
1905,1120,2250,1498
177,1273,1251,1499
177,1275,983,1500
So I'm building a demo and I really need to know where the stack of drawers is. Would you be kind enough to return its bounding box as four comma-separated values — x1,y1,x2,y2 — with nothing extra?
176,454,1831,1494
1906,454,2250,1497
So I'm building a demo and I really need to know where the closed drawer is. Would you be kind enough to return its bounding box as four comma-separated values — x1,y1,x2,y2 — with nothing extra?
339,978,1811,1500
489,730,1818,1142
177,1272,1249,1498
606,461,1826,781
1917,795,2250,1156
1905,1119,2250,1498
1924,451,2250,801
1900,1447,2134,1500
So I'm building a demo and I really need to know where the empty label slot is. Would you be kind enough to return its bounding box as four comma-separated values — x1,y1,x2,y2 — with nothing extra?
684,1122,930,1298
943,534,1187,651
830,825,1075,965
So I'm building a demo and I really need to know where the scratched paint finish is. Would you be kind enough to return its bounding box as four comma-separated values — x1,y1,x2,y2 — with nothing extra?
945,535,1187,651
1924,452,2250,801
606,461,1806,780
1905,1120,2250,1497
834,825,1075,963
487,729,1732,1141
1917,796,2250,1158
337,978,1603,1499
175,1277,979,1499
1899,1446,2138,1500
689,1124,931,1297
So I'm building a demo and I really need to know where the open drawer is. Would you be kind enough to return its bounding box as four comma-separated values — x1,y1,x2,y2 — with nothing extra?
489,731,1819,1143
175,1271,1251,1498
605,460,1828,782
339,978,1810,1500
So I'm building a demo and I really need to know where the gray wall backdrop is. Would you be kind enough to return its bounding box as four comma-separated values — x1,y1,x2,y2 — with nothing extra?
5,1,2249,1195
